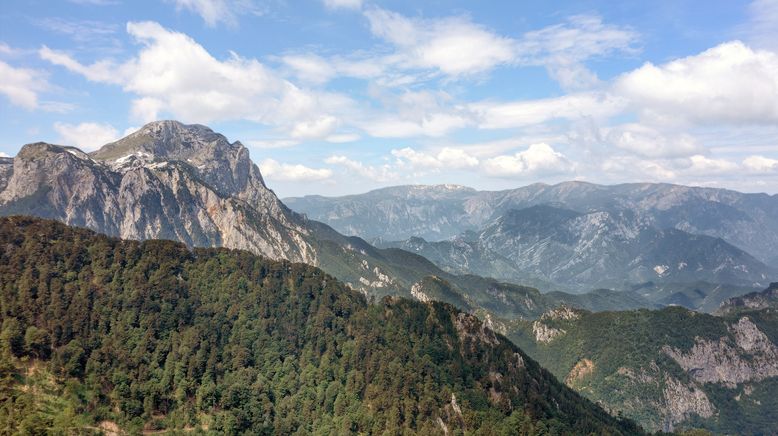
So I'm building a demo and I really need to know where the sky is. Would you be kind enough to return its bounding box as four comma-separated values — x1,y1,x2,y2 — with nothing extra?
1,0,778,197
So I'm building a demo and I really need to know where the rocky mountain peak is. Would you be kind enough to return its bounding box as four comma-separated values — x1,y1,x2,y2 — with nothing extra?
16,142,92,161
92,120,240,163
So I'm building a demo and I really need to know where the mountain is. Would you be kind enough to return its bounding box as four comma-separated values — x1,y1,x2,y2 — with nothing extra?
286,182,778,268
285,184,480,243
717,282,778,315
0,122,480,304
503,303,778,434
630,281,763,313
377,205,774,292
0,216,642,435
0,120,668,319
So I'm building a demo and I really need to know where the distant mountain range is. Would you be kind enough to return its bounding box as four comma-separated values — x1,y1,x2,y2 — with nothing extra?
717,282,778,315
287,184,778,292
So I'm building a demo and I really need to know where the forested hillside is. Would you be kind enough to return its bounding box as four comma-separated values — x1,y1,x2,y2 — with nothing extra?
505,305,778,434
0,216,640,435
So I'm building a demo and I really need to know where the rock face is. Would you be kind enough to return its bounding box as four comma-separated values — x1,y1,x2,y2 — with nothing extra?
531,320,565,343
663,317,778,387
662,375,716,431
0,122,315,264
505,304,778,434
565,358,595,386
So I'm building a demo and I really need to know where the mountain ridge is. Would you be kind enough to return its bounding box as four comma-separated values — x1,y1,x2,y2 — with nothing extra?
0,215,642,434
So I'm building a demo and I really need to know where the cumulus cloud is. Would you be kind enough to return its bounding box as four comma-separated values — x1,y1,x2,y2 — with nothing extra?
0,152,9,158
41,21,349,136
743,155,778,173
686,154,740,174
615,41,778,126
601,155,677,181
325,155,397,182
364,7,517,77
259,158,332,181
169,0,264,27
605,124,703,158
291,115,338,139
54,121,120,151
0,61,48,109
390,147,479,170
482,143,572,177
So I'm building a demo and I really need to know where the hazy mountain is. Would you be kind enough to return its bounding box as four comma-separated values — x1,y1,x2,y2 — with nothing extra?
630,281,763,313
0,216,641,434
503,303,778,434
717,282,778,315
286,182,778,268
378,205,774,292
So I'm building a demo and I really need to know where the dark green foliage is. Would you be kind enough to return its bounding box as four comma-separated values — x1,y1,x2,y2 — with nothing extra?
0,216,640,435
506,306,778,434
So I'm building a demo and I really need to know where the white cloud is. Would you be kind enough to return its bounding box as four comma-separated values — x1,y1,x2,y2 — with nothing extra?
743,155,778,173
390,147,479,170
322,0,362,10
601,156,677,181
606,124,703,158
281,53,384,85
364,7,517,77
516,15,639,90
259,158,332,181
281,54,337,85
54,122,120,151
325,133,360,143
357,89,473,138
169,0,264,27
247,139,300,149
482,143,572,177
437,147,480,168
41,21,349,136
686,154,739,174
0,152,9,158
0,60,51,110
363,113,471,138
290,115,338,139
325,155,397,182
615,41,778,126
283,11,635,90
0,42,19,55
471,92,625,129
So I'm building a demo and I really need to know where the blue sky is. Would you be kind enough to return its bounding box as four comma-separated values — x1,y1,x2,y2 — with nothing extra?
1,0,777,197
